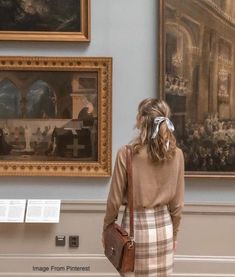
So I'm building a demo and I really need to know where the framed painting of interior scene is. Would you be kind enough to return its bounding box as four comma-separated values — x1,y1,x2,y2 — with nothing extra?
0,56,112,176
159,0,235,177
0,0,90,41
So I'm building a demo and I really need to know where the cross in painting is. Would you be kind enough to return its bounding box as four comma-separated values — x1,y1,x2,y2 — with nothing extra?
66,138,85,157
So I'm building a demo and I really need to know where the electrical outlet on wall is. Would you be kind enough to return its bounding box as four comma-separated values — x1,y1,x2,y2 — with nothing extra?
69,236,79,248
55,235,66,246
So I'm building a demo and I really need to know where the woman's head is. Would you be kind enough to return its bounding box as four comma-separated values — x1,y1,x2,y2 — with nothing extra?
133,98,176,162
136,98,171,127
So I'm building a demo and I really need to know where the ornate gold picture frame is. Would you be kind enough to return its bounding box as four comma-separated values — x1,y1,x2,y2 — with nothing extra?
0,56,112,176
159,0,235,178
0,0,90,42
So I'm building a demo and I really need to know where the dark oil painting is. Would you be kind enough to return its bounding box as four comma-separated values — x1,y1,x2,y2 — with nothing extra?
162,0,235,175
0,71,98,161
0,0,81,32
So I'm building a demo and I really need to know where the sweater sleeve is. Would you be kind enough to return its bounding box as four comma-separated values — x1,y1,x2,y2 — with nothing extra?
103,146,127,231
168,149,185,241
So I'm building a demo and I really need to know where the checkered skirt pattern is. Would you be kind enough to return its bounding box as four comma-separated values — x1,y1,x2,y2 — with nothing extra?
121,205,173,277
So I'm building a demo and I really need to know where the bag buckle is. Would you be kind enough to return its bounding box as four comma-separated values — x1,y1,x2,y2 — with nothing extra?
129,236,134,248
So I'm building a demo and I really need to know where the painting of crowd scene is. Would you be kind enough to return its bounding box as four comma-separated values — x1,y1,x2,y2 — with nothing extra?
0,71,98,161
165,75,235,173
178,112,234,172
162,0,235,175
0,0,81,32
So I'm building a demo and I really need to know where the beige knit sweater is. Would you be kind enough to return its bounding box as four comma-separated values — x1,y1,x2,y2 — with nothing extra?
103,145,185,241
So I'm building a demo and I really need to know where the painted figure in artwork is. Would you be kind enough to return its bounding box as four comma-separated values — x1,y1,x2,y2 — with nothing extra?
24,125,32,152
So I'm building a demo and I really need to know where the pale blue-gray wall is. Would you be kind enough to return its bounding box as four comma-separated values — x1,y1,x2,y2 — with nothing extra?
0,0,234,202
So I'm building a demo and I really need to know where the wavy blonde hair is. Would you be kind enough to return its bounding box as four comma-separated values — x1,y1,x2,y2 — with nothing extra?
132,98,176,162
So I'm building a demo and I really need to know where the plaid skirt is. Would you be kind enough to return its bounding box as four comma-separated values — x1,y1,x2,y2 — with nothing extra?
121,205,173,277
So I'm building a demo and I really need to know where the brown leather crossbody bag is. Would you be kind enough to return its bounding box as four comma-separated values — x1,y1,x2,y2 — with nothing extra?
103,146,135,273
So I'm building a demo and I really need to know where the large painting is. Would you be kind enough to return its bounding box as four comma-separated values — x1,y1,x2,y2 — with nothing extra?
0,0,90,41
0,56,112,176
159,0,235,177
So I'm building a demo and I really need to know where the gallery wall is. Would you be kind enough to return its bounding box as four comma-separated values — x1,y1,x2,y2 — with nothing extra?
0,0,234,203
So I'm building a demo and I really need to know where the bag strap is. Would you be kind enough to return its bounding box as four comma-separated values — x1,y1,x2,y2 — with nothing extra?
126,145,134,241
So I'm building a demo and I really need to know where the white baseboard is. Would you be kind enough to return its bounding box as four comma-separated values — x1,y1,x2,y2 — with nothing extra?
171,273,235,277
0,254,235,276
173,255,235,276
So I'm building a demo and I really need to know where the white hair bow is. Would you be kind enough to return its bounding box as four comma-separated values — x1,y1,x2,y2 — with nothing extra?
151,116,175,139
